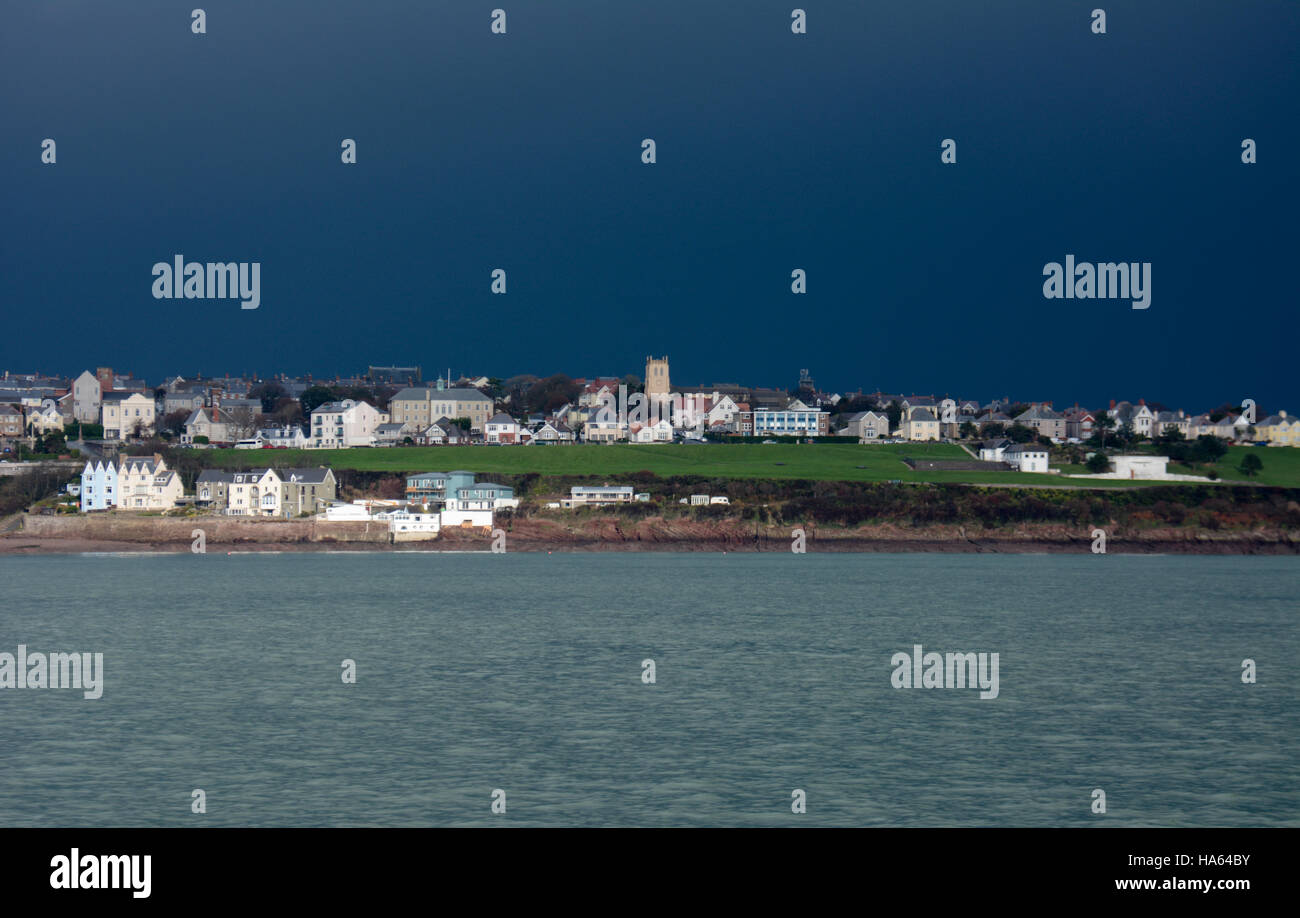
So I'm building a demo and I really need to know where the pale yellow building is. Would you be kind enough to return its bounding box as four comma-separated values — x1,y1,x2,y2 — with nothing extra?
1257,412,1298,446
645,356,670,399
101,392,156,440
902,407,941,441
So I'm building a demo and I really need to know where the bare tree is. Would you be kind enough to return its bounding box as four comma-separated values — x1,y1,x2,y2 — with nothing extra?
224,406,260,441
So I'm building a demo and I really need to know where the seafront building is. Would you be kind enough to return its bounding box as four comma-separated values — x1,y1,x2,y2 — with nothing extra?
80,454,181,512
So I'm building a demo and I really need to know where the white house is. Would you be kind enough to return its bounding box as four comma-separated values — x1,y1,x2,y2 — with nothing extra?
630,418,674,443
257,425,308,449
388,509,442,540
979,438,1012,462
485,412,521,444
1003,442,1049,473
1109,400,1155,438
225,469,283,516
706,395,741,426
117,456,184,510
309,399,388,448
101,392,156,440
440,490,495,528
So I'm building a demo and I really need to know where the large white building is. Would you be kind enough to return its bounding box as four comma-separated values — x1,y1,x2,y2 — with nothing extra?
309,399,388,448
752,401,829,437
225,468,283,516
561,485,636,508
101,392,156,440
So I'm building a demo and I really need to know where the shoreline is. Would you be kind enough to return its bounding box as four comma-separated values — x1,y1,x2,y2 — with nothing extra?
2,536,1296,556
4,513,1296,556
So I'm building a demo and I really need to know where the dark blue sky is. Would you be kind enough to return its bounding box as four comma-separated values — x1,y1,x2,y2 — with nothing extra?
3,1,1296,410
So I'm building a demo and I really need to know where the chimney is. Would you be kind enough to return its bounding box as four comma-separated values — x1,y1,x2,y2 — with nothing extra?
1138,398,1145,406
1109,399,1116,410
1281,410,1288,419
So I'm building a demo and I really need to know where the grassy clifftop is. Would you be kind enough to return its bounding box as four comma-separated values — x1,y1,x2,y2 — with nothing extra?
192,442,1300,488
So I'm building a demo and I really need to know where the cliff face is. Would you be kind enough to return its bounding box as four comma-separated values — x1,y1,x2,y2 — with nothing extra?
7,513,1295,554
489,517,1300,553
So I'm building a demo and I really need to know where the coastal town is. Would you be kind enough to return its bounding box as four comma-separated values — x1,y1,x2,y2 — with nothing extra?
0,357,1293,546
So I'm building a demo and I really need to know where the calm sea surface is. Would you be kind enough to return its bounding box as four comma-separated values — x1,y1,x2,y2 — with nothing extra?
0,552,1296,827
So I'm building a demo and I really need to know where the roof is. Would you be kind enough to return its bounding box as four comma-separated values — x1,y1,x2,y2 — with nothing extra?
391,387,429,401
391,386,492,403
118,455,162,474
197,470,235,483
1015,405,1064,421
280,468,333,484
909,408,937,422
1004,442,1048,454
229,469,276,483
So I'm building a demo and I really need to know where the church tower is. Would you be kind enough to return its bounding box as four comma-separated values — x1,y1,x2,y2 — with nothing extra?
645,356,670,399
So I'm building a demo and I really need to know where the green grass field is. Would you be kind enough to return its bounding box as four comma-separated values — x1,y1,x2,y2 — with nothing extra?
1172,445,1300,488
193,441,1300,488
